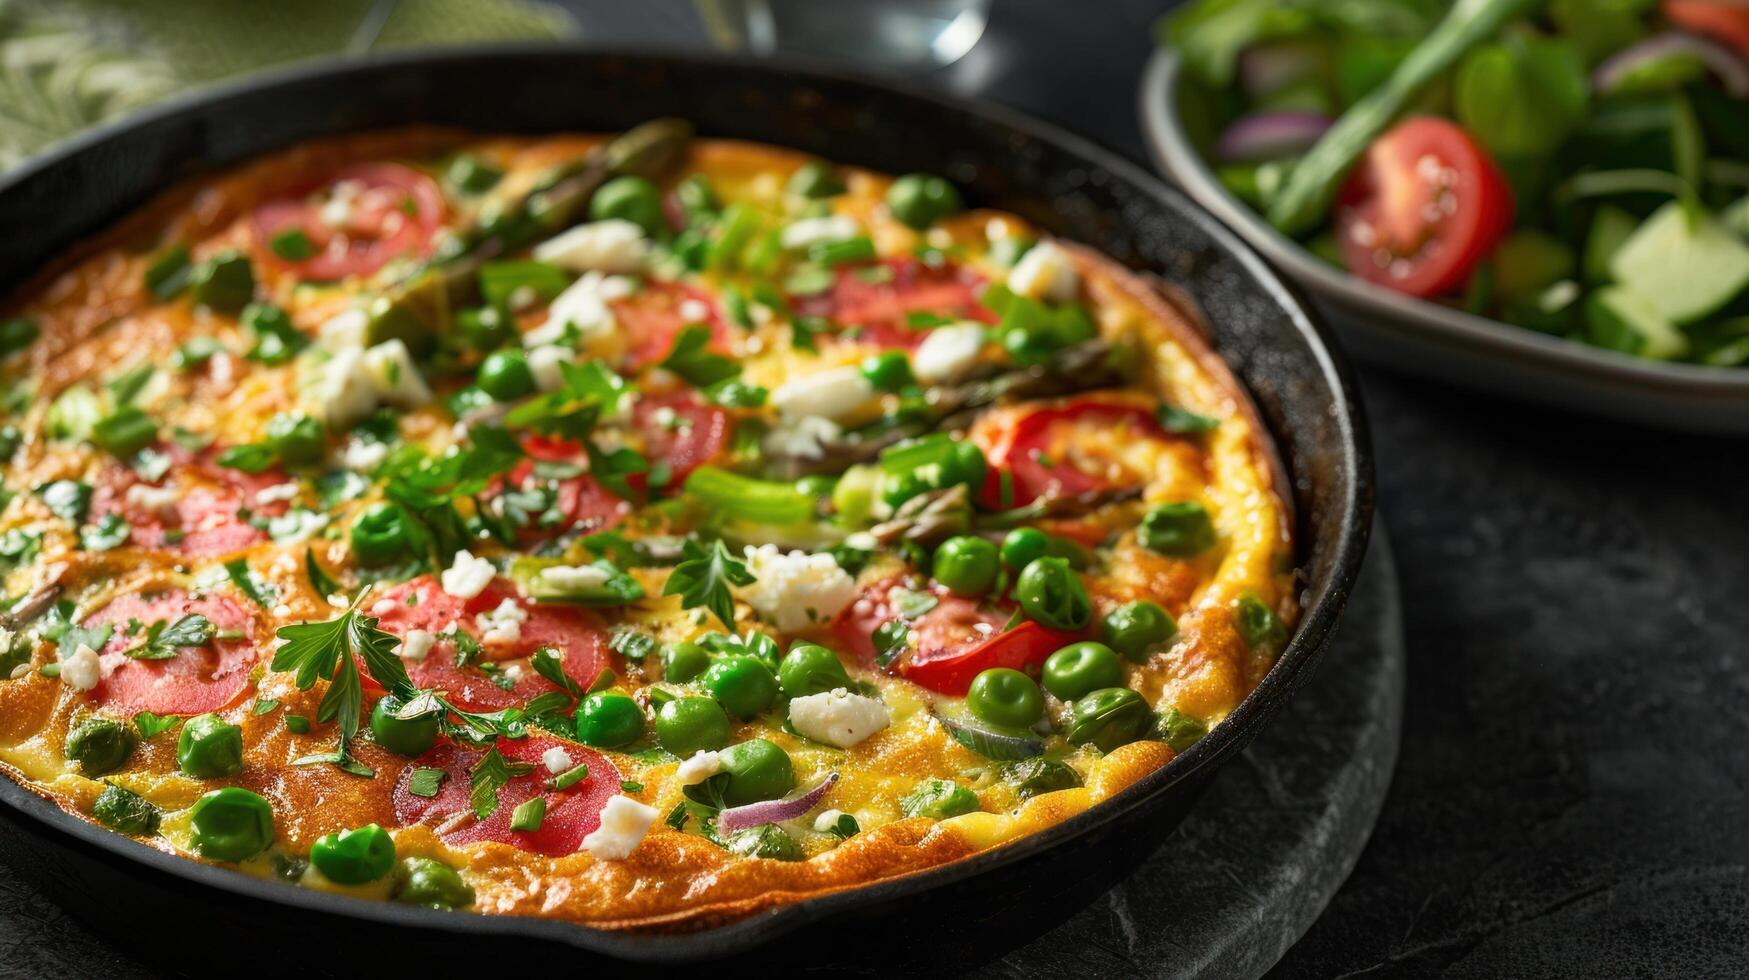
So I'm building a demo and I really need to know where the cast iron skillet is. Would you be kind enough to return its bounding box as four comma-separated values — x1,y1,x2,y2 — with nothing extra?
0,47,1373,976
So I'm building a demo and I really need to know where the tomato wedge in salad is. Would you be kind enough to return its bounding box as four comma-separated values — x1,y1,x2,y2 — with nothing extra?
85,592,259,715
835,580,1085,695
1334,116,1514,299
791,258,996,349
369,578,608,712
392,735,620,856
253,163,446,281
976,398,1168,509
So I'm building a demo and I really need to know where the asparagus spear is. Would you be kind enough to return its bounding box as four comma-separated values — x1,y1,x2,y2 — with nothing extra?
1267,0,1529,235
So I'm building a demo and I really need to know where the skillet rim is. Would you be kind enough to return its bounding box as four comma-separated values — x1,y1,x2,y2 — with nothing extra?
0,42,1374,961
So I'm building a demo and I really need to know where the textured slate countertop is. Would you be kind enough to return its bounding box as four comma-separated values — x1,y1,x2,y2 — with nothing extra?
3,2,1747,977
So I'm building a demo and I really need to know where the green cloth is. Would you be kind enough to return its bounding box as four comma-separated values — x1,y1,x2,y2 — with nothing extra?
0,0,574,167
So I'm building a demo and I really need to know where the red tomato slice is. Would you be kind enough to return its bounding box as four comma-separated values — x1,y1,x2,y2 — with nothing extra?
612,281,736,371
392,734,620,856
1335,117,1514,299
834,580,1084,695
253,163,445,281
1665,1,1749,58
631,391,730,486
85,592,259,715
976,400,1165,509
791,258,996,349
90,446,291,558
497,439,628,542
369,577,608,712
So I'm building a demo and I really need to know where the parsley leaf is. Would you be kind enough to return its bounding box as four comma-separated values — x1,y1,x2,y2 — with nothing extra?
36,480,92,525
529,647,584,698
469,746,534,820
80,513,131,551
224,558,277,608
272,590,407,776
503,361,629,441
408,767,446,798
305,547,344,599
132,711,181,739
122,614,215,661
662,539,754,629
585,440,648,501
659,326,741,388
1156,404,1220,434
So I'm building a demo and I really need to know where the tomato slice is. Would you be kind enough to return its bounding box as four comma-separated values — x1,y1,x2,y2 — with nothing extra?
976,399,1166,509
253,163,446,281
1665,1,1749,58
1335,117,1514,299
612,281,736,371
85,592,259,715
91,445,290,558
790,258,997,349
392,734,620,856
631,391,730,487
834,580,1084,695
369,577,608,712
497,436,628,543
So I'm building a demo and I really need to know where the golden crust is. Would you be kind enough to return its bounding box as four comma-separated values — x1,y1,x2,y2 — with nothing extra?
0,129,1295,929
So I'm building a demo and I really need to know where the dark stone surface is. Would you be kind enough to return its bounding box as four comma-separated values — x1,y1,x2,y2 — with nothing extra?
4,2,1748,978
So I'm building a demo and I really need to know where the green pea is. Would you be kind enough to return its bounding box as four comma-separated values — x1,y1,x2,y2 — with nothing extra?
725,823,803,860
90,407,157,457
177,713,245,778
589,175,666,237
64,718,137,777
1013,556,1092,630
310,823,396,884
351,503,414,566
263,412,325,467
655,697,732,756
886,173,964,229
1156,706,1209,753
1008,757,1082,801
860,350,914,392
575,693,644,748
788,161,846,199
393,856,475,910
370,694,439,757
777,642,852,698
899,778,979,819
716,738,795,806
1066,688,1152,753
700,655,778,720
1234,595,1285,649
1000,527,1050,570
92,783,160,836
1042,642,1125,702
1101,601,1178,663
456,305,513,351
661,640,710,683
187,250,255,313
189,786,274,862
477,349,536,401
1137,501,1216,557
965,668,1045,730
932,536,1000,597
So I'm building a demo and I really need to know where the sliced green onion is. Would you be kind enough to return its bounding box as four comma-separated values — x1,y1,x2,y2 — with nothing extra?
683,465,814,525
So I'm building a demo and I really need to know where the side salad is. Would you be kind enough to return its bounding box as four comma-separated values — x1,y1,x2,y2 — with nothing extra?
1162,0,1749,367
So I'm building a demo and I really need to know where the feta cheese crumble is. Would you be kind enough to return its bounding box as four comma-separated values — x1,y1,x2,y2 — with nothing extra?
738,545,857,631
675,750,722,786
255,482,300,505
761,415,843,461
532,219,650,274
527,271,632,347
535,564,612,593
395,629,435,663
475,598,528,647
1008,240,1080,304
780,214,861,250
59,643,102,692
581,795,660,860
440,550,496,599
526,344,571,392
340,437,390,471
124,483,181,520
788,688,891,748
359,339,433,409
912,323,987,383
770,367,876,422
542,746,573,775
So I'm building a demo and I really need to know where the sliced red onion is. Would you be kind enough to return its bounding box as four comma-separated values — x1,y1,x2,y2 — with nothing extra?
716,772,839,836
1237,40,1326,102
1594,31,1749,100
1215,111,1333,164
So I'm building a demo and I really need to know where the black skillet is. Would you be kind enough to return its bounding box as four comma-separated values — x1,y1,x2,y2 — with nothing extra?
0,47,1373,977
